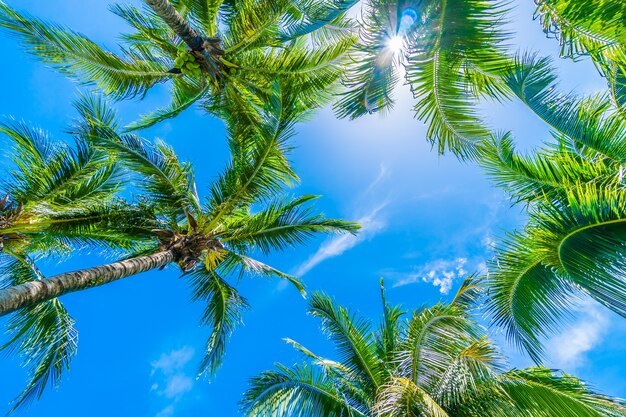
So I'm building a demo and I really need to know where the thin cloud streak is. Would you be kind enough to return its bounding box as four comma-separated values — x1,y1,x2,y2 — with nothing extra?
295,203,387,276
294,165,390,277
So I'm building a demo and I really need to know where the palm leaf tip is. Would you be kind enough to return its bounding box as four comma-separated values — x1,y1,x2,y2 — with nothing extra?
189,270,249,378
0,1,170,99
0,255,77,413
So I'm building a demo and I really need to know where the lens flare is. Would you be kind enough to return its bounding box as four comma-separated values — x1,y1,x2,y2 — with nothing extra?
399,8,418,33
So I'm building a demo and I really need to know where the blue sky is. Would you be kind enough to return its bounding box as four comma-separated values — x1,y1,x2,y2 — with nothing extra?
1,0,626,416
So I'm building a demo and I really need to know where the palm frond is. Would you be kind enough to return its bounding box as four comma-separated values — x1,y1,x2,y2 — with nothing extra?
0,117,129,219
0,1,171,99
485,231,576,363
96,133,201,218
222,0,291,53
609,65,626,113
280,0,358,41
500,367,626,417
334,40,399,119
178,0,223,35
309,292,384,390
530,183,626,317
205,106,297,226
503,54,626,163
110,3,179,55
478,132,617,205
533,0,626,64
187,269,248,377
125,77,210,131
376,278,404,364
217,250,306,296
220,194,359,254
284,338,353,377
406,50,490,159
0,253,77,413
242,363,363,417
396,303,479,389
432,337,500,409
374,376,450,417
451,275,483,311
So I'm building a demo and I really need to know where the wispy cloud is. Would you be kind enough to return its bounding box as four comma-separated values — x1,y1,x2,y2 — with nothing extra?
150,346,195,416
294,165,390,277
155,405,175,417
295,203,387,276
392,257,470,294
546,300,610,371
151,346,194,379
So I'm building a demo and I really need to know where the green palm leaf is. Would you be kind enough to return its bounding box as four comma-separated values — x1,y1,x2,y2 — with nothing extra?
242,363,363,417
500,367,626,417
0,253,77,413
0,1,171,99
187,269,248,377
221,194,359,254
126,77,211,131
309,292,384,390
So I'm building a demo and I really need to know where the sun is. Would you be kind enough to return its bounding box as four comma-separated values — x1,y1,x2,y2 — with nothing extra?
387,36,404,54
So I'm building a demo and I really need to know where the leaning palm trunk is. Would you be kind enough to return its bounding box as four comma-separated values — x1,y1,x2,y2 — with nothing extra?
145,0,204,51
144,0,223,76
0,250,175,317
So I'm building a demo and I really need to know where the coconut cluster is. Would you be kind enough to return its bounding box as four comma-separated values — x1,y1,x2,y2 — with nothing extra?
174,48,202,77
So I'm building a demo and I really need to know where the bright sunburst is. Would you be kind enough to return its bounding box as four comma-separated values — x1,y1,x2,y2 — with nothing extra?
387,36,403,53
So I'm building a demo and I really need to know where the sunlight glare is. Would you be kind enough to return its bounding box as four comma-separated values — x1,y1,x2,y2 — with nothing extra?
387,36,403,53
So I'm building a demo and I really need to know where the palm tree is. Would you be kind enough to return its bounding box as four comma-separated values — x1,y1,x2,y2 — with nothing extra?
0,107,159,410
0,0,355,131
532,0,626,111
478,55,626,361
0,94,359,411
334,0,512,158
242,278,626,416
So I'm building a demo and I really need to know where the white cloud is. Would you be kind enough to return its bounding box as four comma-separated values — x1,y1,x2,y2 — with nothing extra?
482,235,496,251
392,257,469,294
163,374,194,399
150,346,196,416
293,166,390,277
546,300,610,371
151,346,194,377
295,203,387,276
155,405,175,417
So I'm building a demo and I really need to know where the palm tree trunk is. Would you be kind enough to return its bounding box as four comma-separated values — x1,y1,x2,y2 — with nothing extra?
145,0,205,51
0,250,175,317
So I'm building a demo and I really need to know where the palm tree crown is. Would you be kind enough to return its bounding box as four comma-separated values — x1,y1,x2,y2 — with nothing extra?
478,55,626,361
0,93,359,411
0,106,158,410
243,278,626,416
0,0,355,131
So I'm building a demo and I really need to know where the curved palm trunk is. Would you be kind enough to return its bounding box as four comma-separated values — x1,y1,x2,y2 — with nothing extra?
145,0,205,51
0,250,175,317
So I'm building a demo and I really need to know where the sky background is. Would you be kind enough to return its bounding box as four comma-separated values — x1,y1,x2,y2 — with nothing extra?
1,0,626,416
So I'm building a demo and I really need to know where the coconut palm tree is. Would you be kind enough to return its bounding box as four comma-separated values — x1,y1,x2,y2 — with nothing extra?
242,278,626,416
334,0,512,158
477,55,626,361
0,94,359,411
532,0,626,111
0,0,355,131
0,106,159,410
